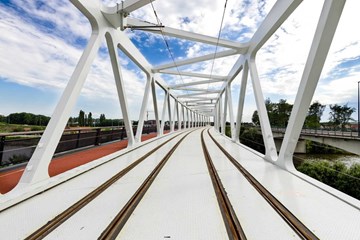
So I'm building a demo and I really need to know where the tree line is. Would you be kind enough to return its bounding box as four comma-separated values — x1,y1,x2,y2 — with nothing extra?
68,110,124,127
0,111,125,128
0,112,50,126
251,99,356,129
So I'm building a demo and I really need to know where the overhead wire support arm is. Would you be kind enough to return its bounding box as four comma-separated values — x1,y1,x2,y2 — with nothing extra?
124,20,164,30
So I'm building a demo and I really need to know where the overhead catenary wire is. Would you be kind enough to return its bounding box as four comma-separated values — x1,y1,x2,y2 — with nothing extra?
206,0,228,98
148,1,190,98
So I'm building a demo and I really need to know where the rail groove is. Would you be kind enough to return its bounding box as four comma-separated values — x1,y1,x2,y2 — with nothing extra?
25,130,191,240
98,130,194,239
201,129,247,240
207,129,319,240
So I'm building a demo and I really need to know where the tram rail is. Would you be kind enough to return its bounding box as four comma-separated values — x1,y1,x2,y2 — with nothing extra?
206,129,319,240
25,130,193,240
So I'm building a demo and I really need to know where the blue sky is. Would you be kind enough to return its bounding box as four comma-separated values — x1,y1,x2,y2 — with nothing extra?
1,0,360,122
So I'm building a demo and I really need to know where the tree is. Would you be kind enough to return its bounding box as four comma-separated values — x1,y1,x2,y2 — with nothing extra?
275,99,292,127
0,115,6,122
252,98,293,127
78,110,85,126
88,112,93,127
252,110,260,125
99,114,106,126
305,101,326,128
7,112,50,126
329,103,355,129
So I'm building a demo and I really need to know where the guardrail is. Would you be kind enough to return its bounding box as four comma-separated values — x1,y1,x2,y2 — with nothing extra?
0,125,170,167
271,127,360,139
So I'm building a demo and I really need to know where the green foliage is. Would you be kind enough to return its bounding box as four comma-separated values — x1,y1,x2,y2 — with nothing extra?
30,126,45,131
88,112,93,127
99,114,106,126
7,112,50,126
305,101,325,128
78,110,85,127
0,115,7,123
252,98,292,127
305,140,346,154
8,154,30,165
252,111,260,126
12,127,25,132
297,161,360,200
239,127,265,154
252,99,329,129
225,126,231,138
329,103,356,130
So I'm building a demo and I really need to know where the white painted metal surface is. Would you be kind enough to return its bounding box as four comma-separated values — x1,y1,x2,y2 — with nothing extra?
1,129,359,239
208,128,360,240
0,131,186,239
0,0,358,238
117,129,228,239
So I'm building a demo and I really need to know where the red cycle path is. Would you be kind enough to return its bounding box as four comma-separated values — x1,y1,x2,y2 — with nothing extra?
0,132,163,194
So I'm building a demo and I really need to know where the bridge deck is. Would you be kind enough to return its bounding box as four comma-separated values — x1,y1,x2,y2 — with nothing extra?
0,128,359,239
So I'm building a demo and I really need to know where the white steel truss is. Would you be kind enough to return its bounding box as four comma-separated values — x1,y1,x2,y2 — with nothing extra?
3,0,347,198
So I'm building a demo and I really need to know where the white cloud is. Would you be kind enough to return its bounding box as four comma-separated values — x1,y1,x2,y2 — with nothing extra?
0,1,151,119
2,0,360,123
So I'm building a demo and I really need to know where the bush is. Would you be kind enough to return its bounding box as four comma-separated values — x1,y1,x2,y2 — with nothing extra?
31,126,44,131
297,160,360,200
239,128,265,154
12,127,24,132
8,154,30,165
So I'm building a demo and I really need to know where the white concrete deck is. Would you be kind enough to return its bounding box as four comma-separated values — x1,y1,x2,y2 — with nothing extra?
0,127,359,240
208,128,360,240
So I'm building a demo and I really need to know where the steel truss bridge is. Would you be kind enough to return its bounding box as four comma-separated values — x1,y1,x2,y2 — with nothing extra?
0,0,359,239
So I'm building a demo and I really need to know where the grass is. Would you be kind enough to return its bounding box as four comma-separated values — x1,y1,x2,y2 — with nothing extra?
0,122,46,133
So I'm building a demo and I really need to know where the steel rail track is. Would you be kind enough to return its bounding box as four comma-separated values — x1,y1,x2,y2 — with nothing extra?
25,130,192,240
98,130,194,239
201,129,247,240
206,129,319,240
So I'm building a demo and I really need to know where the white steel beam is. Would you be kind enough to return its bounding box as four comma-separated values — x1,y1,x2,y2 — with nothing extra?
248,57,277,161
219,96,223,134
170,79,226,89
102,0,154,16
277,0,346,170
126,18,248,52
18,33,104,186
222,92,228,135
153,49,238,71
172,88,218,92
135,75,151,143
249,0,302,53
151,76,161,136
171,98,176,132
159,70,226,80
182,105,186,129
105,31,134,146
185,98,217,103
167,91,172,132
160,90,169,135
214,55,245,104
226,84,235,140
186,108,190,128
116,30,152,74
176,101,180,130
234,60,249,143
177,92,220,98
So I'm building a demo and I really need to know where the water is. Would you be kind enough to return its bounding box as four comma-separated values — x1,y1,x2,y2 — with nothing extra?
294,154,360,167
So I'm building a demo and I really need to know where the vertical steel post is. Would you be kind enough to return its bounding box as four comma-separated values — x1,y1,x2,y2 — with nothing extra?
0,136,5,166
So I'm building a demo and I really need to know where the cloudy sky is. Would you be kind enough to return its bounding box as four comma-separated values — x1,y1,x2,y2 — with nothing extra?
0,0,359,123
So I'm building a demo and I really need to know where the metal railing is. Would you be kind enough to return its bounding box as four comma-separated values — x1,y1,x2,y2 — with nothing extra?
0,125,166,167
271,127,360,139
